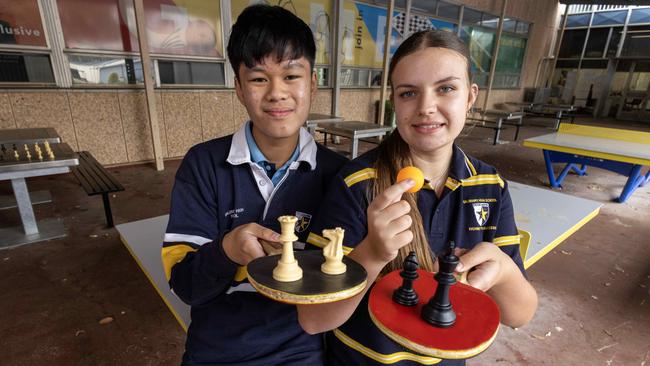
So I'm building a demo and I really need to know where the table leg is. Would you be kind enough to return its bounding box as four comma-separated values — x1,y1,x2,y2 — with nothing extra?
618,165,643,203
351,138,359,159
0,190,52,210
514,116,523,141
493,118,503,145
554,111,562,130
11,178,38,235
543,150,561,188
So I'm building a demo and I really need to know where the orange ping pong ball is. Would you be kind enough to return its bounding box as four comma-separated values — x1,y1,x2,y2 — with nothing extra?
397,166,424,193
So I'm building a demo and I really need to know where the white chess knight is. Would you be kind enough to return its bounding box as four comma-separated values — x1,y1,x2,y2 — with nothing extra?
321,227,347,275
272,215,303,282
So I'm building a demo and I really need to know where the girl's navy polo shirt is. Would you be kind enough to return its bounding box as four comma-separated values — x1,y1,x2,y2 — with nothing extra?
307,145,524,366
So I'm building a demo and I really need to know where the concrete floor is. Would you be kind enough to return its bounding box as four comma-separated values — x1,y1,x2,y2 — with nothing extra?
0,117,648,366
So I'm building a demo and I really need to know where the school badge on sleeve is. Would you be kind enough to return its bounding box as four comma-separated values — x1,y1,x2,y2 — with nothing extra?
472,203,490,226
294,211,312,233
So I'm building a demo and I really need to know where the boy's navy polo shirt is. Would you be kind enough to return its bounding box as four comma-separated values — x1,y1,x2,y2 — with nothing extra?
162,122,347,366
307,144,524,366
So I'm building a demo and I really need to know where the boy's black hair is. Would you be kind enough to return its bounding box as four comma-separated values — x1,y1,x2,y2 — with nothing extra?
227,4,316,79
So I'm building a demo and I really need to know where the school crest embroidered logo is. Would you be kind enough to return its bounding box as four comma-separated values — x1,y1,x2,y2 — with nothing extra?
294,211,312,233
473,203,490,226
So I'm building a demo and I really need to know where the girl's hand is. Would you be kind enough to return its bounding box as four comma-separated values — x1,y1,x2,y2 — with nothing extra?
455,242,517,292
364,179,416,263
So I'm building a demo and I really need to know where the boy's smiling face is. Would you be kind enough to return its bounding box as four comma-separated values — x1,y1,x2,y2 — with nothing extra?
235,56,316,146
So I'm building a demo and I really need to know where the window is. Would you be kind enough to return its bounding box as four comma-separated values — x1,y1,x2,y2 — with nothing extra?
461,26,495,87
495,35,527,88
567,14,591,27
158,60,224,85
411,0,437,14
606,27,623,57
502,19,517,33
340,68,371,87
629,8,650,24
592,10,627,26
621,25,650,57
480,14,500,29
56,0,226,86
437,1,459,20
0,0,53,84
462,8,482,26
515,21,530,35
559,29,587,58
68,54,143,85
0,52,54,83
584,28,609,58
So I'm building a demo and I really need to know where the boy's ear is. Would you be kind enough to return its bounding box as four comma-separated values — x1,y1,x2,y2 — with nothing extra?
234,77,245,105
310,70,317,100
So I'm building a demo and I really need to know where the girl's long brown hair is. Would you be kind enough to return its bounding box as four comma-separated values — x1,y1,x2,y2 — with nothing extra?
371,30,472,275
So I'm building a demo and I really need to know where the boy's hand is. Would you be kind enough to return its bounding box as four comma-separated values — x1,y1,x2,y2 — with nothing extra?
364,179,415,263
222,223,281,265
455,242,517,292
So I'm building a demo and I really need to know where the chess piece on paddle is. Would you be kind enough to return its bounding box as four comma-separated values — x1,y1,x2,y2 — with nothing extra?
421,241,459,327
321,227,346,275
272,215,303,282
392,251,420,306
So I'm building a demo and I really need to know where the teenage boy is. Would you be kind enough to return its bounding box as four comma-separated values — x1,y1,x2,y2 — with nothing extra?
161,5,347,365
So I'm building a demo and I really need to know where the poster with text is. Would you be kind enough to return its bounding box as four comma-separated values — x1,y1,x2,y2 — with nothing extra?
57,0,223,57
231,0,333,65
0,1,47,46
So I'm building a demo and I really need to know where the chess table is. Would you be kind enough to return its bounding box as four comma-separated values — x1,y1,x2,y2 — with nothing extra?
0,142,78,249
0,128,63,209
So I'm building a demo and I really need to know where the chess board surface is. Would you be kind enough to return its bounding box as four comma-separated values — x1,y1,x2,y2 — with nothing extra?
369,269,500,359
247,251,367,304
0,142,78,173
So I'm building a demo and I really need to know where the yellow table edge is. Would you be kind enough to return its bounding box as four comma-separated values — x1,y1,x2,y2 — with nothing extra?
523,205,601,268
558,123,650,145
119,235,188,332
522,140,650,166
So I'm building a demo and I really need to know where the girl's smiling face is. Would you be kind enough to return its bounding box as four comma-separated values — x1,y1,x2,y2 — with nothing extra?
391,47,478,156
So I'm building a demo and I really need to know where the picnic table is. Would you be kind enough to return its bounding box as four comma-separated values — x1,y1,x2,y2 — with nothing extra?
305,113,344,135
316,121,392,158
466,108,524,145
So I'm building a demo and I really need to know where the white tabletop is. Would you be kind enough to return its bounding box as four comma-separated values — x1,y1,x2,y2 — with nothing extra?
524,132,650,162
509,181,601,267
116,216,190,330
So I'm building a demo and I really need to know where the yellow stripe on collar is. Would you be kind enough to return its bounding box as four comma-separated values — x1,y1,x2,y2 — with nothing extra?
344,168,377,187
464,155,477,176
493,235,521,246
461,174,505,188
